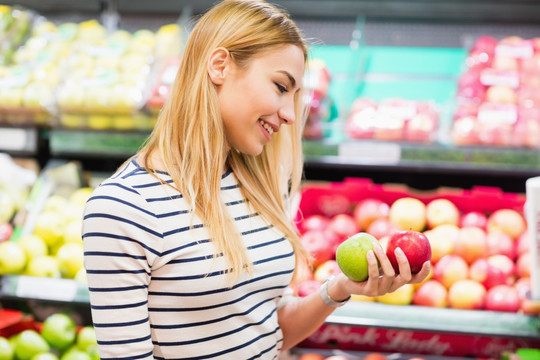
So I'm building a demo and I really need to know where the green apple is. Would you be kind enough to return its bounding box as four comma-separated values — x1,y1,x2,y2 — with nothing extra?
59,349,91,360
0,336,14,360
19,234,48,261
25,256,60,278
75,327,96,353
41,313,77,351
335,232,382,282
56,243,84,279
42,196,68,214
31,353,58,360
0,241,27,275
0,192,16,224
14,330,49,360
68,188,93,208
74,267,87,284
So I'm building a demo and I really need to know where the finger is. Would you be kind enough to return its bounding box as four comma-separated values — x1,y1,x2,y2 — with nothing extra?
410,261,431,284
395,247,412,283
363,250,381,295
372,243,395,278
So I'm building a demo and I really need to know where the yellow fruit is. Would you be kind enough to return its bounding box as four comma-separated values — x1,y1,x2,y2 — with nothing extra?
18,234,48,261
375,284,415,305
34,211,65,249
63,220,82,244
56,243,84,279
0,242,26,275
42,196,68,214
68,188,93,208
389,197,426,232
25,256,60,278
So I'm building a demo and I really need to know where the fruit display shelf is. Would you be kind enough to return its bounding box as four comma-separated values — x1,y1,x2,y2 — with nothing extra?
0,275,89,305
294,177,539,358
300,301,540,358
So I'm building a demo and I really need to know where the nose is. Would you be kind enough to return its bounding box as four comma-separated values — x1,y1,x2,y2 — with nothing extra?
278,95,296,125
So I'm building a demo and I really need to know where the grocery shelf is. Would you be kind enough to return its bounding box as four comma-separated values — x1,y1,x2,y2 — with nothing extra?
0,275,90,305
0,125,38,156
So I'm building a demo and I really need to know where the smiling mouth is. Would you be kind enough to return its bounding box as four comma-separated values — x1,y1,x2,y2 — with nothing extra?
259,119,274,135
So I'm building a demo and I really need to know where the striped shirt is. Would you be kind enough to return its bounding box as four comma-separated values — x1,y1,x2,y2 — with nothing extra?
82,158,296,360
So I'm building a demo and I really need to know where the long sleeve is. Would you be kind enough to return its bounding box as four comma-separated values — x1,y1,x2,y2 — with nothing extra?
82,181,163,360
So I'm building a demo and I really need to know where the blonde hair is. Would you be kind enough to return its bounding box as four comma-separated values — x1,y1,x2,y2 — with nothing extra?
139,0,309,283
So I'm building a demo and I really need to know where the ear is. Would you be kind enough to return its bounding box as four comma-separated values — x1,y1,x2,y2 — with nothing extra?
208,47,230,85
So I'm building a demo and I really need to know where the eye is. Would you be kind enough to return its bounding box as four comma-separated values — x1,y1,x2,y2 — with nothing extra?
274,82,288,94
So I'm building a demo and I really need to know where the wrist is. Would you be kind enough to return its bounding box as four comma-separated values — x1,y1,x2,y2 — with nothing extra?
320,275,351,307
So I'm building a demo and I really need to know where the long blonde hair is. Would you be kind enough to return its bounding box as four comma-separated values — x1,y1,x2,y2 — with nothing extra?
139,0,309,282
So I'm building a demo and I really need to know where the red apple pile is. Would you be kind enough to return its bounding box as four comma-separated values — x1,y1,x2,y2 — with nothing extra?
452,35,540,148
295,194,533,314
345,97,439,143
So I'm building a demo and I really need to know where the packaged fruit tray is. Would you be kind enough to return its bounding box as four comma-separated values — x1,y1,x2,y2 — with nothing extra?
294,178,539,358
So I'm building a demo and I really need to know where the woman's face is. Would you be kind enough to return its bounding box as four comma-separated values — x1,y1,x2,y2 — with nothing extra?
217,44,305,156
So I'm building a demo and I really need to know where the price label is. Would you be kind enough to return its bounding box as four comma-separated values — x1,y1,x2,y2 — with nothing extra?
15,276,78,302
0,127,36,152
338,141,401,165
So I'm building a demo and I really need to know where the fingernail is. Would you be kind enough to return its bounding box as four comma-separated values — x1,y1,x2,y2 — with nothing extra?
395,247,405,256
367,250,374,259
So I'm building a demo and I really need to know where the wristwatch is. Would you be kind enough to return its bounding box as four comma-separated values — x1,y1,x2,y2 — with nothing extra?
320,275,351,307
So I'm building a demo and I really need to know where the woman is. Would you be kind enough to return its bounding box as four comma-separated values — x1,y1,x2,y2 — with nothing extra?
82,1,430,359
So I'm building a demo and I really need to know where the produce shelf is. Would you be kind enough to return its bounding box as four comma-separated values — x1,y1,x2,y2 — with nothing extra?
0,275,90,304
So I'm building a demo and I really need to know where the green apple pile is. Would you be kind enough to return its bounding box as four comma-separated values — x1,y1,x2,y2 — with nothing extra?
0,313,98,360
0,187,93,281
296,194,533,313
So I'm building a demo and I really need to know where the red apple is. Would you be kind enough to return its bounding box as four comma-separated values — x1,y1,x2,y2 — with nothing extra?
469,257,508,289
448,279,486,310
514,277,531,302
353,198,390,231
517,252,531,278
478,121,513,147
486,231,516,260
413,279,448,307
0,222,13,242
434,254,469,289
472,36,498,54
300,214,329,235
300,230,335,267
367,218,400,240
454,226,487,264
513,117,540,148
460,211,488,229
296,280,321,297
386,230,431,274
317,194,352,218
327,214,359,242
313,259,342,283
488,254,516,284
425,198,460,229
487,209,526,240
485,284,520,312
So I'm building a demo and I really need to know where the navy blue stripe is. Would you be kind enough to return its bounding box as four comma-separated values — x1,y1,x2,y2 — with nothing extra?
119,165,141,179
83,213,163,238
252,251,294,266
148,285,287,312
155,308,276,346
88,195,156,217
247,237,286,250
98,334,152,346
146,194,183,202
84,251,147,260
162,223,203,237
158,326,281,359
150,297,275,329
85,269,150,275
91,300,147,310
100,350,154,360
133,179,175,188
225,199,245,206
100,182,139,195
83,232,160,256
160,239,210,257
221,184,238,190
247,342,278,360
242,225,272,236
156,209,190,218
88,284,148,292
160,252,218,265
233,212,258,221
94,317,148,328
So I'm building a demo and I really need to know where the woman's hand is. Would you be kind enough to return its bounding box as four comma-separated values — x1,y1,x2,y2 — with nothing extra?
329,244,431,301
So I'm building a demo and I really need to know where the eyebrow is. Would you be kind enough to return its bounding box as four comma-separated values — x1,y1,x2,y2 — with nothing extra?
277,70,298,90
